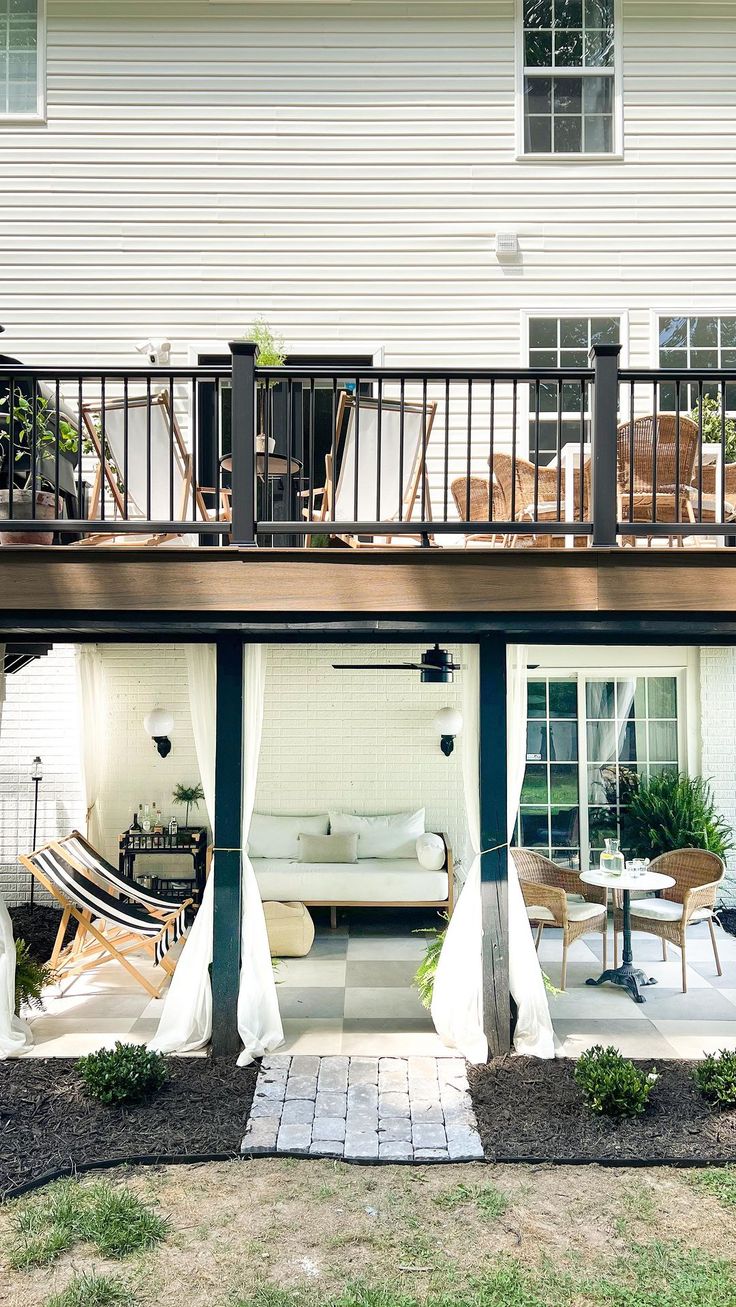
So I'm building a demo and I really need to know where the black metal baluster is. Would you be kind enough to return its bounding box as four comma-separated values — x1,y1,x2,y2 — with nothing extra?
555,380,562,522
421,377,428,527
123,376,130,521
30,374,37,522
100,376,107,523
488,379,496,523
628,381,635,527
465,379,473,522
54,379,61,528
579,379,585,525
696,379,704,524
353,378,361,524
510,380,518,522
533,379,541,521
308,377,316,526
675,379,682,525
8,375,16,522
190,377,199,524
721,377,727,526
77,376,84,523
145,375,152,522
375,378,383,521
398,378,406,523
444,377,450,521
651,380,658,524
330,377,337,523
169,374,175,522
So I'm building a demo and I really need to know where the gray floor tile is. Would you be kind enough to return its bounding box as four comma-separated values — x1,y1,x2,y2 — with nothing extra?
346,961,422,989
637,987,736,1021
553,1019,679,1059
277,987,346,1019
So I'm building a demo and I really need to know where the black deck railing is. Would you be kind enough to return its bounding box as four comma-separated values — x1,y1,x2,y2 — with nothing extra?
1,344,735,549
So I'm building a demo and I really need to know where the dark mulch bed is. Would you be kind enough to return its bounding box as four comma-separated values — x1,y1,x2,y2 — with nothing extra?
468,1058,736,1164
9,904,73,964
719,908,736,938
0,1058,258,1199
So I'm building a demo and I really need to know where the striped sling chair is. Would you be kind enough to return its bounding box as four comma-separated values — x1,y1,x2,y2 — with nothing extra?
20,837,192,999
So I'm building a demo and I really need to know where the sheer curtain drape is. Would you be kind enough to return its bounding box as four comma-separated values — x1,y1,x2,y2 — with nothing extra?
75,646,106,848
431,643,554,1062
236,646,283,1065
149,644,217,1054
0,645,32,1058
151,645,282,1061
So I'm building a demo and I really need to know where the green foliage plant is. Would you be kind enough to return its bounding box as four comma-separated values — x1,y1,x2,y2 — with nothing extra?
14,938,54,1014
624,770,733,862
247,318,287,369
77,1041,168,1105
693,1049,736,1108
8,1177,167,1269
574,1045,658,1118
171,780,205,827
691,393,736,463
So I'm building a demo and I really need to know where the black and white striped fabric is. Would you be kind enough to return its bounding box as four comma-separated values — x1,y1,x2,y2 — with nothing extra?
32,847,187,965
61,831,186,913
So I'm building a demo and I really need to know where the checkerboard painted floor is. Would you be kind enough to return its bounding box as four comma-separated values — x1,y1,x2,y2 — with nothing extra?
23,912,736,1061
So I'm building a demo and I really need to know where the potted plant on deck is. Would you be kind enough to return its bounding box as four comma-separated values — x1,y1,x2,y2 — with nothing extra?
0,392,80,545
246,318,286,454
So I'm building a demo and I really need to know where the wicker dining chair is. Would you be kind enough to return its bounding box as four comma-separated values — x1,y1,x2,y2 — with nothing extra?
613,414,700,546
613,848,725,993
512,848,608,990
449,474,508,546
689,459,736,523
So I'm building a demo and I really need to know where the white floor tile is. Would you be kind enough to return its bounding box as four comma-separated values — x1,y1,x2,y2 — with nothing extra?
649,1021,736,1057
341,1030,450,1056
277,958,347,988
344,986,428,1020
346,936,427,961
280,1020,344,1055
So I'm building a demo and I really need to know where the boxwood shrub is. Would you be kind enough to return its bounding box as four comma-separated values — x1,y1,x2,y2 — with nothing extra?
574,1045,659,1118
694,1049,736,1108
77,1042,168,1105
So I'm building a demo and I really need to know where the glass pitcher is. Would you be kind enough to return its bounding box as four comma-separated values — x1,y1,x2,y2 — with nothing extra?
600,837,625,877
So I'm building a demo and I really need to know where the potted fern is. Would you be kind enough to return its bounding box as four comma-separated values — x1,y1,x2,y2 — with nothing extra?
623,771,733,863
14,939,54,1014
0,393,79,545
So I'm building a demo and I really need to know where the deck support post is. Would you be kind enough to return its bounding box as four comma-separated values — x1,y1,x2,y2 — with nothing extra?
211,636,244,1057
591,343,622,548
229,340,258,548
479,635,511,1057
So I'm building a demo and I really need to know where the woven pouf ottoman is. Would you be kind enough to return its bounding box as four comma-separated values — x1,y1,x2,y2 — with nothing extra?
263,900,315,957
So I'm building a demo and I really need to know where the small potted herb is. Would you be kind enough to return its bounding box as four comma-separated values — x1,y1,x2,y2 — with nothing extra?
245,318,286,453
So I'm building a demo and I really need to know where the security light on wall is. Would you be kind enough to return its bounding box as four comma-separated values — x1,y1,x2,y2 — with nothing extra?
433,707,463,757
144,708,174,758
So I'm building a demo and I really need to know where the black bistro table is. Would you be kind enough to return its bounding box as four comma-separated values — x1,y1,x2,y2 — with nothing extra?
580,867,675,1003
118,827,208,903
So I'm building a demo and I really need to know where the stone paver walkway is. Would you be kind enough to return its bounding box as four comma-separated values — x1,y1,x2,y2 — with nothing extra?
242,1054,484,1162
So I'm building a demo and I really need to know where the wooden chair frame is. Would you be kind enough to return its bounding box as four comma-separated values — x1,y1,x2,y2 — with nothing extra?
20,839,191,999
303,392,437,548
80,390,211,546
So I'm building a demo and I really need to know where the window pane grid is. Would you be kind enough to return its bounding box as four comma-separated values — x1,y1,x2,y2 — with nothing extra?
0,0,38,115
522,1,616,154
658,316,736,412
517,672,680,871
528,315,620,464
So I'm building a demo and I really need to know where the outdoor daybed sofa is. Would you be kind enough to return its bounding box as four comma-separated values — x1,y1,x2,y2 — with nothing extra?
249,810,454,928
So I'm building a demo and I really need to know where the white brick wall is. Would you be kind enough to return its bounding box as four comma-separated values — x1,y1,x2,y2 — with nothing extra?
700,648,736,907
0,643,204,905
0,645,85,906
256,644,468,872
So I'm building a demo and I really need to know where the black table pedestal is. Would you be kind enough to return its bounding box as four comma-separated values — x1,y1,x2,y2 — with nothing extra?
585,886,658,1004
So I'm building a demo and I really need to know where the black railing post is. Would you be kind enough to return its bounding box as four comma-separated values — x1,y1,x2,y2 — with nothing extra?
229,340,258,547
590,343,621,547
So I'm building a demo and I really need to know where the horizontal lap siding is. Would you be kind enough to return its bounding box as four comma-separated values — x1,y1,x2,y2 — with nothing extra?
1,1,735,484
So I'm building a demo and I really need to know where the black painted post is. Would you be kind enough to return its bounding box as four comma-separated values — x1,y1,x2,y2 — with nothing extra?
590,343,622,548
479,635,511,1057
211,636,244,1057
229,340,258,548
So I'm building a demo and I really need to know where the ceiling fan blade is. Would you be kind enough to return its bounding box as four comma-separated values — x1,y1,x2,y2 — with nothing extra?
332,662,421,670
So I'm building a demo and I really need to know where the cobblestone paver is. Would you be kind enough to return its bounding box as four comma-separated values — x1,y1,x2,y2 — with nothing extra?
242,1055,484,1162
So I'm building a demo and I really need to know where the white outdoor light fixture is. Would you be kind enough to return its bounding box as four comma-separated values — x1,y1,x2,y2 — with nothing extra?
144,708,174,758
433,707,463,757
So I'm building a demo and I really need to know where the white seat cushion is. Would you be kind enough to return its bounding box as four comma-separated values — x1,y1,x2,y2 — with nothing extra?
253,857,448,904
630,897,711,923
526,894,605,924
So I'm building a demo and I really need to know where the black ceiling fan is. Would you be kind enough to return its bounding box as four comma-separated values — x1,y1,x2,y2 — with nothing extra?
332,644,462,683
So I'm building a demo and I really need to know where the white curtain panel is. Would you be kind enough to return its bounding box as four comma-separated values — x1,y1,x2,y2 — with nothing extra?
506,646,555,1058
74,645,106,848
0,893,33,1059
431,643,554,1062
185,644,216,829
236,645,284,1065
0,648,31,1059
149,643,217,1054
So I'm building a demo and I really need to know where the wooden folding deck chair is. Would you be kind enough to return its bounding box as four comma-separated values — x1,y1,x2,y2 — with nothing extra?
20,836,192,999
304,393,437,547
80,390,211,546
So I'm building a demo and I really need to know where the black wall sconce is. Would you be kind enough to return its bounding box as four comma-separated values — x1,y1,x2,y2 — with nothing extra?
432,708,463,757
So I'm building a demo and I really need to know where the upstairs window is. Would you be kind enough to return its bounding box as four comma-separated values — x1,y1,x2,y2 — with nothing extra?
658,315,736,412
521,1,618,156
1,0,42,118
527,314,620,463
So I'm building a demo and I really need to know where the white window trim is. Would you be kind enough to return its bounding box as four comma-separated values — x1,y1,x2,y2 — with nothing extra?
514,0,623,162
519,309,629,460
521,647,698,869
1,0,46,125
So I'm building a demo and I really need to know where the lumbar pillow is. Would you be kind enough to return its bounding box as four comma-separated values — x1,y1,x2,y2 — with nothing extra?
249,812,329,860
298,832,358,864
416,832,446,871
329,809,426,859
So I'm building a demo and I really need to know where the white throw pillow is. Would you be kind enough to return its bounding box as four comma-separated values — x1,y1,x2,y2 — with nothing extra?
249,813,329,860
416,832,446,871
329,809,426,859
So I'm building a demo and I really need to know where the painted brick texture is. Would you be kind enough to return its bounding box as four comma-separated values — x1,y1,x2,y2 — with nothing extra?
700,647,736,907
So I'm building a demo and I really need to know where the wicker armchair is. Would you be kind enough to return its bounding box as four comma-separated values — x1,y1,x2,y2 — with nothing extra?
512,848,608,990
450,474,507,546
689,459,736,522
613,848,725,993
613,415,699,546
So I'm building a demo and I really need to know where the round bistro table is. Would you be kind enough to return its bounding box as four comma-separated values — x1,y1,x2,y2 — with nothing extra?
579,867,676,1004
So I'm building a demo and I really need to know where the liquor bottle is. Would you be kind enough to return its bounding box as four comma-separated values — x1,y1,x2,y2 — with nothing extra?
131,808,141,832
141,803,152,833
169,816,178,838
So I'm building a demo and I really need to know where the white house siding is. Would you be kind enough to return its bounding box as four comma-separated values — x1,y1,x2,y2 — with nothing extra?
2,1,735,483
